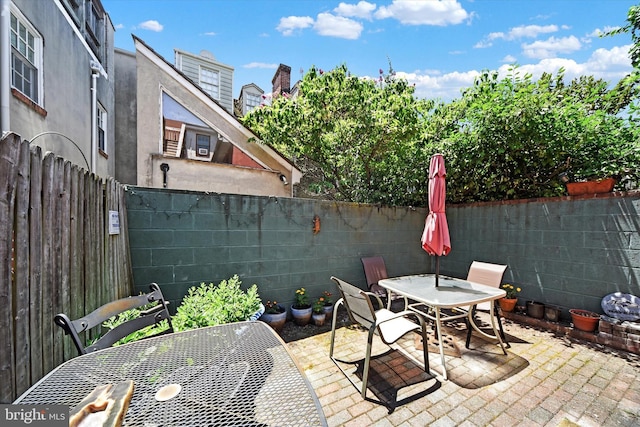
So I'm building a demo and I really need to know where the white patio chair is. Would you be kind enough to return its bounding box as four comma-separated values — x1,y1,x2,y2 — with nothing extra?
329,276,430,399
464,261,509,348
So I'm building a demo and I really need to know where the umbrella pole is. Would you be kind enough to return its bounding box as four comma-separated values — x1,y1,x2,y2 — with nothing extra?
435,256,440,287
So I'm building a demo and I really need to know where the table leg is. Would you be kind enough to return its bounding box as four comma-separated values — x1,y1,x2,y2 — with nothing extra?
488,303,507,355
434,308,448,380
466,302,507,355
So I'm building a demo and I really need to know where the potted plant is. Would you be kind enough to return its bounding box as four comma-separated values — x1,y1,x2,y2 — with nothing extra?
569,309,600,332
259,300,287,332
561,140,639,196
566,177,617,196
291,287,312,326
312,298,326,326
498,284,521,312
321,291,334,316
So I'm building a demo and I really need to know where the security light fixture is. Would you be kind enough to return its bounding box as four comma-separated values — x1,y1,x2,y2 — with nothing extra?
160,163,170,188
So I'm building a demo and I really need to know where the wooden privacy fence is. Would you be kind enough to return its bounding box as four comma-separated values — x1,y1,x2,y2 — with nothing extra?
0,133,133,403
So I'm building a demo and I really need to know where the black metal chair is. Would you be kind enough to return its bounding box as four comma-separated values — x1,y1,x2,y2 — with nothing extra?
55,283,173,355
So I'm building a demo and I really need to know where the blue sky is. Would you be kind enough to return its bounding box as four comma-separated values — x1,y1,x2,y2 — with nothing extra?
103,0,637,102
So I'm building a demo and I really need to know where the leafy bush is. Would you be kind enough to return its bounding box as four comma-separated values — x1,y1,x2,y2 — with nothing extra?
172,275,261,331
244,63,640,205
98,276,262,345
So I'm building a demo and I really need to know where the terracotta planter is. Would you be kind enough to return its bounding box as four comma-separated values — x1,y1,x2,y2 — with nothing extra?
527,301,545,319
498,298,517,313
570,309,600,332
259,305,287,332
291,305,312,326
566,178,616,196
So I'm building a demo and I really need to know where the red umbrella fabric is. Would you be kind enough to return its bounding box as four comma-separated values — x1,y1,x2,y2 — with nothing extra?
421,154,451,285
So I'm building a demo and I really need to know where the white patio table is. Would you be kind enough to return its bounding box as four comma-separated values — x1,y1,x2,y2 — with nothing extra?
378,274,507,380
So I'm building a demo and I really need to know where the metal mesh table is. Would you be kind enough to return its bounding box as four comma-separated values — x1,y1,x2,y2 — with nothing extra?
15,321,326,426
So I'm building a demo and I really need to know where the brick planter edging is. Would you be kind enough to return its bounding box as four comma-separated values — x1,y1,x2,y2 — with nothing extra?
502,311,639,355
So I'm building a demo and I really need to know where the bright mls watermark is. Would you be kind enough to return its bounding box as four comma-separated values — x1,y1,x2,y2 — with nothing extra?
0,405,67,426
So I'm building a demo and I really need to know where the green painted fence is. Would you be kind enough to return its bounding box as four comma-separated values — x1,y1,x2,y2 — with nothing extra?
125,187,640,320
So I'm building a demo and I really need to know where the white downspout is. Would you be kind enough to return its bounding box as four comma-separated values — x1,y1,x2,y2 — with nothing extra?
90,61,100,173
0,0,11,137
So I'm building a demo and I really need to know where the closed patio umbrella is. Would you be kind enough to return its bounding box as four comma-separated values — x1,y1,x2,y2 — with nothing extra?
421,153,451,287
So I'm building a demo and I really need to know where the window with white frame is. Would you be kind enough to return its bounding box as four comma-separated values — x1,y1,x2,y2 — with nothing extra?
245,93,261,114
10,9,43,104
199,67,219,99
97,103,107,153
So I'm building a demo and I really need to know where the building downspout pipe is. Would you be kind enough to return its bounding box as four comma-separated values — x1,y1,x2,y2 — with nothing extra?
0,0,11,137
90,63,99,173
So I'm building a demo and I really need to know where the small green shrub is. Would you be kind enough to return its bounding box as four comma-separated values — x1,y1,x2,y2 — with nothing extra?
100,276,262,345
172,275,261,331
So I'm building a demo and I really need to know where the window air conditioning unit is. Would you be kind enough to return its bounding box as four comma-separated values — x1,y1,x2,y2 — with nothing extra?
198,148,209,156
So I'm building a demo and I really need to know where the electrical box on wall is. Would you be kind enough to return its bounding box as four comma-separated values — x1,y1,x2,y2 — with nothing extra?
109,210,120,235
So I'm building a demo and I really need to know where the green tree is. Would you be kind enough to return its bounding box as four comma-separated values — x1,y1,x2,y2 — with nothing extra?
606,5,640,68
431,67,639,203
243,64,435,206
244,64,638,206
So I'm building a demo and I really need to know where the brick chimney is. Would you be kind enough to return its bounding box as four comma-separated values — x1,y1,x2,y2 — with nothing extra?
272,64,291,98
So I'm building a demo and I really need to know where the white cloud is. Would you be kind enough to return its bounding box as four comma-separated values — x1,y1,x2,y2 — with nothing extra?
476,25,558,48
334,1,377,20
244,62,279,69
398,69,480,100
474,39,494,49
486,31,506,42
500,58,584,82
507,24,558,40
504,45,631,82
501,54,517,63
374,0,469,26
114,23,124,30
398,44,632,102
590,25,621,37
587,44,632,73
138,20,163,32
314,13,363,39
276,16,315,36
522,35,582,59
203,32,217,37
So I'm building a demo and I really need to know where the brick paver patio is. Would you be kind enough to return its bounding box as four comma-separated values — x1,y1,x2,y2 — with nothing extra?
286,309,640,426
